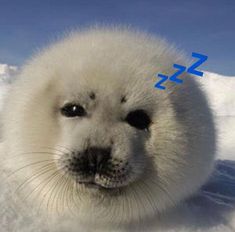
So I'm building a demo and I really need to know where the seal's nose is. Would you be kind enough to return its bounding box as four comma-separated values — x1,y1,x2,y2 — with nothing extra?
84,147,111,174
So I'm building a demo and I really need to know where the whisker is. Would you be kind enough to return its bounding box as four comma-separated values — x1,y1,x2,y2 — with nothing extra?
6,151,62,160
14,163,56,194
71,180,79,214
51,172,69,215
62,177,69,214
24,169,61,204
138,181,161,215
36,171,63,216
128,183,141,223
73,181,81,210
60,175,68,214
7,159,56,179
66,177,76,217
38,145,72,154
34,170,61,218
63,178,69,215
132,182,150,221
35,173,60,217
55,145,73,153
148,178,176,207
35,172,62,216
48,172,67,214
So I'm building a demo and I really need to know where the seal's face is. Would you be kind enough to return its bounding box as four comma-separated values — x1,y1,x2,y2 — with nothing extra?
56,73,151,191
52,62,174,200
3,28,215,225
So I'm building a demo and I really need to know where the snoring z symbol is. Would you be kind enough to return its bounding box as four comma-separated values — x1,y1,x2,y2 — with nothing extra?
155,52,208,90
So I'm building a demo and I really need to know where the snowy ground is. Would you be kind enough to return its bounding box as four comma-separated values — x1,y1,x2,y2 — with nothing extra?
0,64,18,110
0,64,235,231
198,72,235,161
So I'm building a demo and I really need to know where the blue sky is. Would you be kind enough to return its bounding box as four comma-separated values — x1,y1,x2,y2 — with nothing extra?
0,0,234,75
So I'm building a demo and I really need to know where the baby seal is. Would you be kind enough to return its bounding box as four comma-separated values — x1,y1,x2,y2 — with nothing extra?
1,27,216,231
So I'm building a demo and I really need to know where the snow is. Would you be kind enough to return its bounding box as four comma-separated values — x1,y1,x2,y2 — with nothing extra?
197,72,235,160
0,64,18,110
200,71,235,117
0,65,235,231
0,64,18,82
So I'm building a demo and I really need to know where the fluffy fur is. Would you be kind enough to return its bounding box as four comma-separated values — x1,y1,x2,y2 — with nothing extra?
1,27,217,231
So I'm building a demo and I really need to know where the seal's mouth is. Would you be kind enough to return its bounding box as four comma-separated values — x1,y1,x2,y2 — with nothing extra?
59,153,136,189
77,181,124,196
79,181,109,189
78,180,121,190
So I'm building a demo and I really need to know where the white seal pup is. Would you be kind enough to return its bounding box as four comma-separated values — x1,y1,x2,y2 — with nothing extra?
1,27,217,232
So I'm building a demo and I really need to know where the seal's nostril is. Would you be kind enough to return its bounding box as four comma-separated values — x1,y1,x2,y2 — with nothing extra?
86,147,111,173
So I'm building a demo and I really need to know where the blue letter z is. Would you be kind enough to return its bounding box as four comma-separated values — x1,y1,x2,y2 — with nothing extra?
169,64,186,84
155,74,168,90
187,52,208,77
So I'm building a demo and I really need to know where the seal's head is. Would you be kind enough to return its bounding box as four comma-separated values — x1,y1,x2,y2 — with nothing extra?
3,27,216,226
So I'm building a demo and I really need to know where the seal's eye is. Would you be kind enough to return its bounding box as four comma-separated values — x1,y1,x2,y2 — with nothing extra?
125,109,151,130
60,103,87,117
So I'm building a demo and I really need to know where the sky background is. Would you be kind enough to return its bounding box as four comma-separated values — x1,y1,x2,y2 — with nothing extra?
0,0,234,76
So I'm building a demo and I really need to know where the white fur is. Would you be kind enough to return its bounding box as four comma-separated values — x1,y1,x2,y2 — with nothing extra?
0,26,222,231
